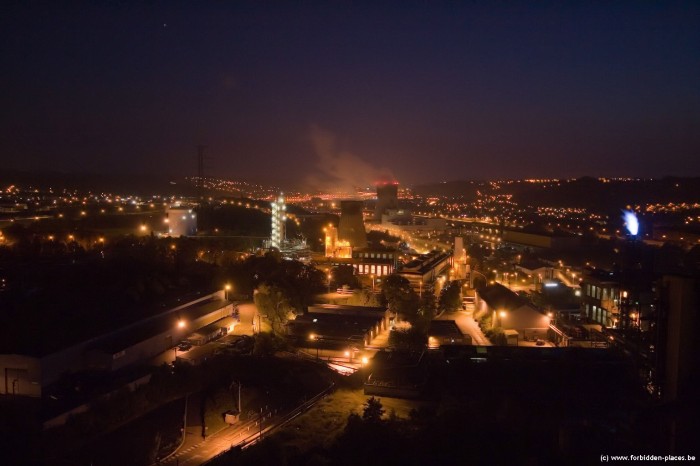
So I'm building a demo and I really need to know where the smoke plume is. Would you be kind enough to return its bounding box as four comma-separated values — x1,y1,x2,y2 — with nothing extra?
305,124,395,193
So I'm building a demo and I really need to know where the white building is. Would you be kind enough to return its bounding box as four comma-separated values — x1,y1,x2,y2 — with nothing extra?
271,194,286,249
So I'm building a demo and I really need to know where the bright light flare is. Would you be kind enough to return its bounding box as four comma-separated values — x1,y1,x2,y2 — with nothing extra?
622,210,639,236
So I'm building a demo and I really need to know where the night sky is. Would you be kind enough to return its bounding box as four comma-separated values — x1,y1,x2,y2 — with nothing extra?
2,2,699,188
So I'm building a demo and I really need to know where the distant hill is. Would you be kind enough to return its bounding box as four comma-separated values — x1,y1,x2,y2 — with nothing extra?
0,169,195,196
508,177,700,211
412,177,700,212
411,180,482,199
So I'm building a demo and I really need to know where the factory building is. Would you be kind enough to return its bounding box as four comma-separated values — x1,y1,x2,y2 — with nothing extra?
166,206,197,236
0,291,232,398
322,201,401,276
324,224,352,258
398,250,453,293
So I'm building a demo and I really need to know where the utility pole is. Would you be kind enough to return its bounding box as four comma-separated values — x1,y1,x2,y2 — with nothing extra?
259,407,263,441
182,393,189,445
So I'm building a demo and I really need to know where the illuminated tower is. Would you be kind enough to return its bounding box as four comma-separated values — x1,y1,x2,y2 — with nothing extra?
454,236,466,279
271,194,286,249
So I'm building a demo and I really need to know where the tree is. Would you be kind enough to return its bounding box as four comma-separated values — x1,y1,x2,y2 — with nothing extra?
418,289,437,321
254,283,293,334
381,274,420,322
332,265,359,289
253,332,287,357
347,288,380,307
362,397,385,423
438,282,462,313
388,326,427,351
232,255,325,312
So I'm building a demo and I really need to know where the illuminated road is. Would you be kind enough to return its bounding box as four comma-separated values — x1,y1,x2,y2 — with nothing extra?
159,383,335,465
159,413,273,465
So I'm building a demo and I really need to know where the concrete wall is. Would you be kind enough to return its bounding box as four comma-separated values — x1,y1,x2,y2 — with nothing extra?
0,354,42,397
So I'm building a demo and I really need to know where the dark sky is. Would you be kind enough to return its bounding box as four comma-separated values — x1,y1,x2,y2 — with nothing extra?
2,1,699,188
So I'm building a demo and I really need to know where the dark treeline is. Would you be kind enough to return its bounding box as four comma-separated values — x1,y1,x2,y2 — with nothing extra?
0,233,217,355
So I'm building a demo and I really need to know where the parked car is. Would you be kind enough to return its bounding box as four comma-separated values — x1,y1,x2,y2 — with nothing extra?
535,339,545,346
177,341,193,351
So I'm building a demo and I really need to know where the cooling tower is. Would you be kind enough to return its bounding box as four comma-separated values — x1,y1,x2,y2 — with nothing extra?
338,200,367,248
375,183,399,221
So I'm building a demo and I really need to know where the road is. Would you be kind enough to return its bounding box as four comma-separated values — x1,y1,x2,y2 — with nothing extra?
159,383,335,466
231,302,264,335
160,413,273,465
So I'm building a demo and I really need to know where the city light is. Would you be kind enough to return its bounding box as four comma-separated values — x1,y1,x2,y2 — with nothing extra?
623,210,639,236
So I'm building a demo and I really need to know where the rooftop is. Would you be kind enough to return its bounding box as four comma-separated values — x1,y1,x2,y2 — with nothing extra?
478,283,529,311
94,298,231,354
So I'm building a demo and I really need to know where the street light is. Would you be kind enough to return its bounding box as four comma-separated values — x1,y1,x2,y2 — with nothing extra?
224,283,232,300
370,274,375,293
309,334,319,360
